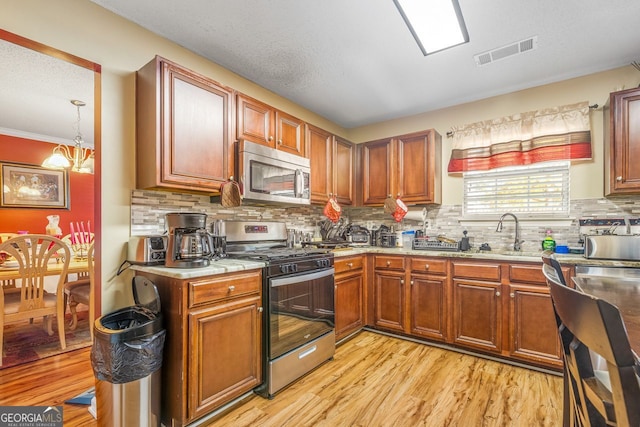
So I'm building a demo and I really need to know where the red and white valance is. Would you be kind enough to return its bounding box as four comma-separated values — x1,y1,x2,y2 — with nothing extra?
447,101,592,173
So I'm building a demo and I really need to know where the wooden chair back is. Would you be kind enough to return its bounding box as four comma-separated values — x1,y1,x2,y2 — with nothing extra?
0,234,71,365
0,232,18,243
548,277,640,426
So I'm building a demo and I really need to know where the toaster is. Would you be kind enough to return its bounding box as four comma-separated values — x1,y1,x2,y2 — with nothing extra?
127,235,167,265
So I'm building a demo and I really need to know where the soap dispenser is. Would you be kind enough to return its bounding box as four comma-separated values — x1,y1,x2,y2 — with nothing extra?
542,229,556,251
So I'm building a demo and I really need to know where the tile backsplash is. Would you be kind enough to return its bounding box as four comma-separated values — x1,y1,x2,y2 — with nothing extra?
131,190,640,251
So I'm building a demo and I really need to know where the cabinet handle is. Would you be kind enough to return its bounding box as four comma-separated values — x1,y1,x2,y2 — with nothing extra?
617,176,623,182
278,139,283,145
268,136,274,142
496,291,501,297
424,264,430,270
258,307,263,313
228,285,235,292
510,292,515,298
410,280,414,286
386,260,391,266
346,262,353,268
400,279,404,284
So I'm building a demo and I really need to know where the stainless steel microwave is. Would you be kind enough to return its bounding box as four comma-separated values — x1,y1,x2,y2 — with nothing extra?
238,140,311,205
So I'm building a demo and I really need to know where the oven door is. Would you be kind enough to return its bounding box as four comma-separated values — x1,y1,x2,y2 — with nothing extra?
239,140,310,205
268,268,335,359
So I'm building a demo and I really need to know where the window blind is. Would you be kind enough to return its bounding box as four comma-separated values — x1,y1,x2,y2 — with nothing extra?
463,162,569,217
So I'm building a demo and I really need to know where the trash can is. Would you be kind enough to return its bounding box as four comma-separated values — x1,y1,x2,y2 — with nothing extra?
91,276,165,427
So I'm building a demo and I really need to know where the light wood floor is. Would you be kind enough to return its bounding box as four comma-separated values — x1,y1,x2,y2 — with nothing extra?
0,331,562,427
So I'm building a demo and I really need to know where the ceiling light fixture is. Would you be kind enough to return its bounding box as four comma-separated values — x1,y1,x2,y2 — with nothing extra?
394,0,469,56
42,100,94,174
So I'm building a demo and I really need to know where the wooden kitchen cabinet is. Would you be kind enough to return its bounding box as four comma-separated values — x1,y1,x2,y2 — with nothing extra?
334,256,365,341
372,255,406,332
451,262,503,353
605,87,640,195
136,56,233,194
137,269,262,427
362,130,441,206
308,124,354,205
507,264,564,368
409,257,449,342
237,93,305,157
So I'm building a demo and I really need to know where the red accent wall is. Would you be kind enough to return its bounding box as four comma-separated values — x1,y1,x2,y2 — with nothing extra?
0,134,94,235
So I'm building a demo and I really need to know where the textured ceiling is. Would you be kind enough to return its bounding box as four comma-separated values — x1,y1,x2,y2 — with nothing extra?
89,0,640,128
0,39,95,146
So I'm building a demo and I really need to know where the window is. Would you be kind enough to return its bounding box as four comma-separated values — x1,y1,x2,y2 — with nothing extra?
463,161,569,218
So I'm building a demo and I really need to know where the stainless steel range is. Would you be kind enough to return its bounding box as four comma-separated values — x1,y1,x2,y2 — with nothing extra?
225,221,335,398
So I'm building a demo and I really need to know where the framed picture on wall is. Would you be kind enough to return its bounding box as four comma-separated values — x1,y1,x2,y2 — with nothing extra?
0,162,69,209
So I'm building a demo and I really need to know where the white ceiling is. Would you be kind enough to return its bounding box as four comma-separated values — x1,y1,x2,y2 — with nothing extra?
0,39,95,146
89,0,640,128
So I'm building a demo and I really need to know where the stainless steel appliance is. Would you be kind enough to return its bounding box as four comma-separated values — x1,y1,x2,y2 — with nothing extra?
127,235,167,265
584,234,640,260
238,140,311,205
225,220,335,398
165,212,214,268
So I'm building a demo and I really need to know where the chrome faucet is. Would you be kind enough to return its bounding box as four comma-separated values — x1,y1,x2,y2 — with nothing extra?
496,212,522,251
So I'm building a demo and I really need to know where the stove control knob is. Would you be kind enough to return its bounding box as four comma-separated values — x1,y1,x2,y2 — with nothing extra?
280,264,290,273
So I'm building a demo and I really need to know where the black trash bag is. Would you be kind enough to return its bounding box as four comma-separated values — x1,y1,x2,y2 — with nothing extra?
91,329,165,384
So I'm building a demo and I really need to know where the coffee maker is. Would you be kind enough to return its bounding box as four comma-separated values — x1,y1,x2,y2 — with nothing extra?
165,212,214,268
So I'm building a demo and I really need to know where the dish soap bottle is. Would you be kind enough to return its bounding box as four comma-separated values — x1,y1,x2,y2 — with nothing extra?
542,229,556,251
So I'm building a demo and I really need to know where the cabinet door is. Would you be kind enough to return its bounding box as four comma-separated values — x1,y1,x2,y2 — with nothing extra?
609,88,640,194
362,139,393,205
137,57,232,193
373,271,405,332
236,94,275,148
410,274,448,342
508,284,562,367
335,273,364,341
275,110,305,157
452,279,502,353
308,124,333,204
188,295,262,420
334,136,354,206
396,130,440,204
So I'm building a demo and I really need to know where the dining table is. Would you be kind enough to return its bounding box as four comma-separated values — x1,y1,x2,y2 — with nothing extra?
573,275,640,355
0,258,90,282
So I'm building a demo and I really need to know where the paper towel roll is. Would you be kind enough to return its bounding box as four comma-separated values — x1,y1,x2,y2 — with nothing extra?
403,208,427,222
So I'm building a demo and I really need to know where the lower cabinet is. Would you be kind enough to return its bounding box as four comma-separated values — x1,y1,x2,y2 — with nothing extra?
367,254,563,370
334,256,365,341
372,256,406,332
507,264,564,368
137,269,263,427
409,257,449,342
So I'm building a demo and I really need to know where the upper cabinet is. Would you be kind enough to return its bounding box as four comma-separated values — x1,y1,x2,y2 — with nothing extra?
362,130,441,206
605,87,640,195
307,124,354,205
136,56,233,194
237,94,305,157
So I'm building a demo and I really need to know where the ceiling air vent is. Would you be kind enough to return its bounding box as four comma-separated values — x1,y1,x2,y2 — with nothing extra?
474,36,538,66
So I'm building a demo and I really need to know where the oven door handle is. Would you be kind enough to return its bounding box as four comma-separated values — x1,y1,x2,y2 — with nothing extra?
270,268,335,287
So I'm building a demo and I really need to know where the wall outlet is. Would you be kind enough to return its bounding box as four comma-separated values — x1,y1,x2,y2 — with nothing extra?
423,219,431,230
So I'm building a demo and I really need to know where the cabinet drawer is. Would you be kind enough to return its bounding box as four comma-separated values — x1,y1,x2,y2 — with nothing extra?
189,270,261,307
509,264,546,285
335,256,364,275
374,256,405,271
452,262,501,281
509,263,571,285
409,257,448,275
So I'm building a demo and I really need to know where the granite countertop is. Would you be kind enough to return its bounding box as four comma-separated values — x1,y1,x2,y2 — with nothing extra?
131,258,266,279
331,246,640,268
131,247,640,280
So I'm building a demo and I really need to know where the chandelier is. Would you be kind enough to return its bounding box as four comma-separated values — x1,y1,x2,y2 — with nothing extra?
42,100,94,174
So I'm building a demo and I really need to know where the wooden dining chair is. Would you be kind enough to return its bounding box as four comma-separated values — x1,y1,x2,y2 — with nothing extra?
547,275,640,427
0,234,71,366
64,242,95,340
